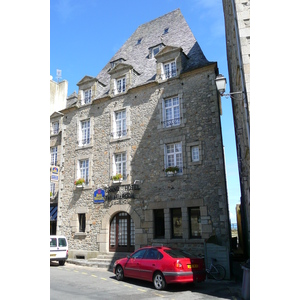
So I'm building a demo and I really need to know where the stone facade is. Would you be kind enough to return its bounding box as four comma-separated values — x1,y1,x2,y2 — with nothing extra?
222,0,250,257
56,10,231,270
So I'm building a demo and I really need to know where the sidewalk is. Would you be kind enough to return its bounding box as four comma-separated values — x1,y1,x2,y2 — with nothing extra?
66,258,244,299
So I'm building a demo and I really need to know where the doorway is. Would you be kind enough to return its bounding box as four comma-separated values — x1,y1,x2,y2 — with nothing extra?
109,212,135,252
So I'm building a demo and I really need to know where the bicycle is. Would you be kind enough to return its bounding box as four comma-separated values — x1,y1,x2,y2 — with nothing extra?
206,258,226,280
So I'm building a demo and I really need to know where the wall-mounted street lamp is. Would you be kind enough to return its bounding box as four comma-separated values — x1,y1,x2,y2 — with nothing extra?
215,73,250,149
215,74,243,97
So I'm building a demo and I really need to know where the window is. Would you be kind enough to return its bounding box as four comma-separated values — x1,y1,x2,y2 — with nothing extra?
52,122,59,134
50,147,57,166
79,159,89,183
163,27,169,34
78,214,86,232
165,143,183,173
137,38,142,45
144,248,161,260
153,47,160,57
164,60,176,79
114,110,127,138
189,207,201,238
80,120,90,145
131,249,147,259
163,96,180,127
114,153,126,179
116,77,126,94
84,89,91,104
50,182,55,196
191,146,200,162
171,208,182,238
154,209,165,239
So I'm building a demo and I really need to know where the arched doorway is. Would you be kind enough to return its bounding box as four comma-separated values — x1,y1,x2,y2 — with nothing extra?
109,212,135,252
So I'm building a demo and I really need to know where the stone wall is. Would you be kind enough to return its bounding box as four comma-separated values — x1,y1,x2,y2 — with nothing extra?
57,64,230,258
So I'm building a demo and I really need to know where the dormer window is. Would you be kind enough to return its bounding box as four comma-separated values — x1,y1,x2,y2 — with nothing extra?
153,47,160,57
116,76,126,94
163,28,169,34
137,38,142,45
164,60,177,79
84,89,92,104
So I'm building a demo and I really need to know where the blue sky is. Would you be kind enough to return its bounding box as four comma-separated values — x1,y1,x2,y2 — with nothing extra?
50,0,240,223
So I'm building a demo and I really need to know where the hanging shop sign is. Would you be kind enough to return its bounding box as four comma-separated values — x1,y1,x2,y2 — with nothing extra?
51,166,59,182
93,189,105,203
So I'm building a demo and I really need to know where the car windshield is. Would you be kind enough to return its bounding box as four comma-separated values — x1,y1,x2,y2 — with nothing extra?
164,249,194,258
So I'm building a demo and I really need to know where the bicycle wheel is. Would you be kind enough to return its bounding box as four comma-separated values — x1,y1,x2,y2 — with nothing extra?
210,264,226,280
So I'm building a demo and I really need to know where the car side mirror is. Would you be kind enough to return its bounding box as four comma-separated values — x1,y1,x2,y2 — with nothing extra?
127,255,131,259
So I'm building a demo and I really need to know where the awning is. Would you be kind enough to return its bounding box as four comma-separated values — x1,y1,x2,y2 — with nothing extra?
50,206,57,221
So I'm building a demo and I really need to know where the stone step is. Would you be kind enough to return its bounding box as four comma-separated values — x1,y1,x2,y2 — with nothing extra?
67,252,132,271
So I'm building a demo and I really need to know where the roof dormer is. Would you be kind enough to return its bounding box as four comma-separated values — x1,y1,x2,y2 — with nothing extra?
108,63,139,96
76,76,105,105
155,45,188,82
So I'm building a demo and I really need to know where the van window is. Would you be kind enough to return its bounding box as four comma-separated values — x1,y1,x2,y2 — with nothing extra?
58,238,67,247
50,238,57,247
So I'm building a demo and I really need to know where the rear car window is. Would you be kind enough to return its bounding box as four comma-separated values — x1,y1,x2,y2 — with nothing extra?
58,238,67,247
50,238,57,247
164,249,194,258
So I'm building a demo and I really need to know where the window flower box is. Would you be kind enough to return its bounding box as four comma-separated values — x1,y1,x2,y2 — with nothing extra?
112,173,123,183
74,178,85,188
165,166,179,176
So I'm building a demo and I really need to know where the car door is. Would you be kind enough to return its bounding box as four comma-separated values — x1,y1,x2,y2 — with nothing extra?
139,248,161,281
124,249,146,279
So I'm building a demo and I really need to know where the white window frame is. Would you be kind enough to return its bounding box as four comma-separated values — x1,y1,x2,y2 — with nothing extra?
163,96,180,128
84,89,92,104
116,76,126,94
50,147,57,166
163,60,176,79
52,122,59,135
78,159,89,183
113,152,126,179
79,119,90,146
114,110,127,138
191,146,200,162
165,142,183,173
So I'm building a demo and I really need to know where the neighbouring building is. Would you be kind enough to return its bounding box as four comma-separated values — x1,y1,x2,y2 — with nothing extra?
56,9,232,277
222,0,250,258
50,76,68,234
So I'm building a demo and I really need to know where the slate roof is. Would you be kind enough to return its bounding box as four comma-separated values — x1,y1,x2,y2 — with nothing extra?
95,8,212,97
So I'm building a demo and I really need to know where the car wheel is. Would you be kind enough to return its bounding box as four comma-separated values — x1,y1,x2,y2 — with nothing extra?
115,265,124,281
153,271,166,290
59,260,65,266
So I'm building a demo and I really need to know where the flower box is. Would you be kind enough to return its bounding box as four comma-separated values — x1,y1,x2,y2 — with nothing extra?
112,174,123,183
74,178,86,188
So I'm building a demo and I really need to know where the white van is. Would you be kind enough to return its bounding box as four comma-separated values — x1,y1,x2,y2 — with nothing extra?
50,235,68,265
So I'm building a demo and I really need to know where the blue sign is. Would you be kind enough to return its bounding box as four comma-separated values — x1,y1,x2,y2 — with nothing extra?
94,189,105,203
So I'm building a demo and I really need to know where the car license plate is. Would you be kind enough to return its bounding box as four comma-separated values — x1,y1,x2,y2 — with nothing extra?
187,264,198,268
50,254,56,257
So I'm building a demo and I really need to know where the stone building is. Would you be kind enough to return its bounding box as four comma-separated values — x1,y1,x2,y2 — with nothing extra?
50,76,68,234
222,0,250,257
56,9,231,274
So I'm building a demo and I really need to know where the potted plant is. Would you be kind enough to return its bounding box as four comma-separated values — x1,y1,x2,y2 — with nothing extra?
165,166,179,176
74,178,85,188
112,173,123,183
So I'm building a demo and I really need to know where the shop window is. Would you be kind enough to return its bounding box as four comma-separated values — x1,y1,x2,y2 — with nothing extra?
189,207,201,238
154,209,165,239
171,208,182,238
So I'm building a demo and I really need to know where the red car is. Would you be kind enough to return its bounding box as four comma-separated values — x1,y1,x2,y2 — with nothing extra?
113,246,206,290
